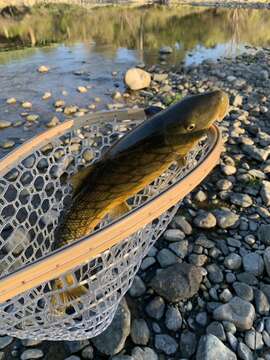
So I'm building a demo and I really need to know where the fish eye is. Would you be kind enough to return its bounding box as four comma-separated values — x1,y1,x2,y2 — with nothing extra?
187,123,196,131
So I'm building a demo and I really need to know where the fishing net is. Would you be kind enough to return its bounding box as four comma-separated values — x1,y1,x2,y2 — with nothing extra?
0,109,220,340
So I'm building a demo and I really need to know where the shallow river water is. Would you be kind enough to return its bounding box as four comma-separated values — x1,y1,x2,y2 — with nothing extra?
0,3,270,157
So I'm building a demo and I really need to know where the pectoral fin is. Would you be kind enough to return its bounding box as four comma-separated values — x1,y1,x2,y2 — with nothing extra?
109,202,131,220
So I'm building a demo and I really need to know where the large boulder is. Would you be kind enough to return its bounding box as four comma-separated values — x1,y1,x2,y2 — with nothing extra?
150,262,203,302
124,68,151,90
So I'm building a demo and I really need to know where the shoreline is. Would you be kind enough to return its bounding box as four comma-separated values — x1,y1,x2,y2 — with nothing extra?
0,0,270,10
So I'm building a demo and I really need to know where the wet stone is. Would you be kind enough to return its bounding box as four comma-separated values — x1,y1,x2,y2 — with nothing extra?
129,278,146,298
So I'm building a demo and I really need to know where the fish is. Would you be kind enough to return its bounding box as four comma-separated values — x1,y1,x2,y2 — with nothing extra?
50,90,229,313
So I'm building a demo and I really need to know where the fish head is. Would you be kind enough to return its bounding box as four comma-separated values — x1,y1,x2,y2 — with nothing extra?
167,90,230,136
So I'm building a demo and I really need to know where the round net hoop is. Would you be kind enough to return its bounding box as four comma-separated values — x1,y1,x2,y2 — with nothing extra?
0,108,222,340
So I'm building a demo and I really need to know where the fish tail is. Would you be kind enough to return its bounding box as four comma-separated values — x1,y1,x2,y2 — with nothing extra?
50,273,88,314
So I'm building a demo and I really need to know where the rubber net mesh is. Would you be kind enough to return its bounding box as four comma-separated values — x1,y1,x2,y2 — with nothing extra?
0,111,211,340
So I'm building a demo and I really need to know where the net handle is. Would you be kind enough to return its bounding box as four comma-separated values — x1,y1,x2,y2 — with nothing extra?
0,123,222,303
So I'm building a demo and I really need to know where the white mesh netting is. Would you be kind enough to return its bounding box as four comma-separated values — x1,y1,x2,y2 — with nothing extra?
0,110,213,341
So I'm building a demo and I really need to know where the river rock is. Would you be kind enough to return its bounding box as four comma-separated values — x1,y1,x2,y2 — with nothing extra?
145,296,165,320
230,193,253,207
124,68,151,91
174,215,192,234
214,208,239,229
244,329,264,350
264,247,270,276
206,322,226,341
213,297,255,331
207,263,224,283
233,282,253,302
92,298,130,355
261,181,270,206
155,334,178,355
0,336,13,350
20,349,44,360
0,120,12,129
77,86,88,93
163,229,185,242
243,252,264,276
6,97,16,104
165,306,182,331
179,330,197,358
150,262,203,302
237,342,253,360
224,253,242,270
258,224,270,245
131,347,158,360
130,319,150,345
38,65,49,73
159,46,173,54
254,288,270,315
129,276,146,297
193,211,216,229
196,334,236,360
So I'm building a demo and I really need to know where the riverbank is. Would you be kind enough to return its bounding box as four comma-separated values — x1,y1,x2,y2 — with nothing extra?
1,48,270,359
0,0,270,10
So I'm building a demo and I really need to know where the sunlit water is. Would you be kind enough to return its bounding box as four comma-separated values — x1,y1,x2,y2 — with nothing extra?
0,3,270,157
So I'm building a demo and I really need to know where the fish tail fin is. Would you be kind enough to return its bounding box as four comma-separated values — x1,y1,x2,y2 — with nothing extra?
50,273,88,314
